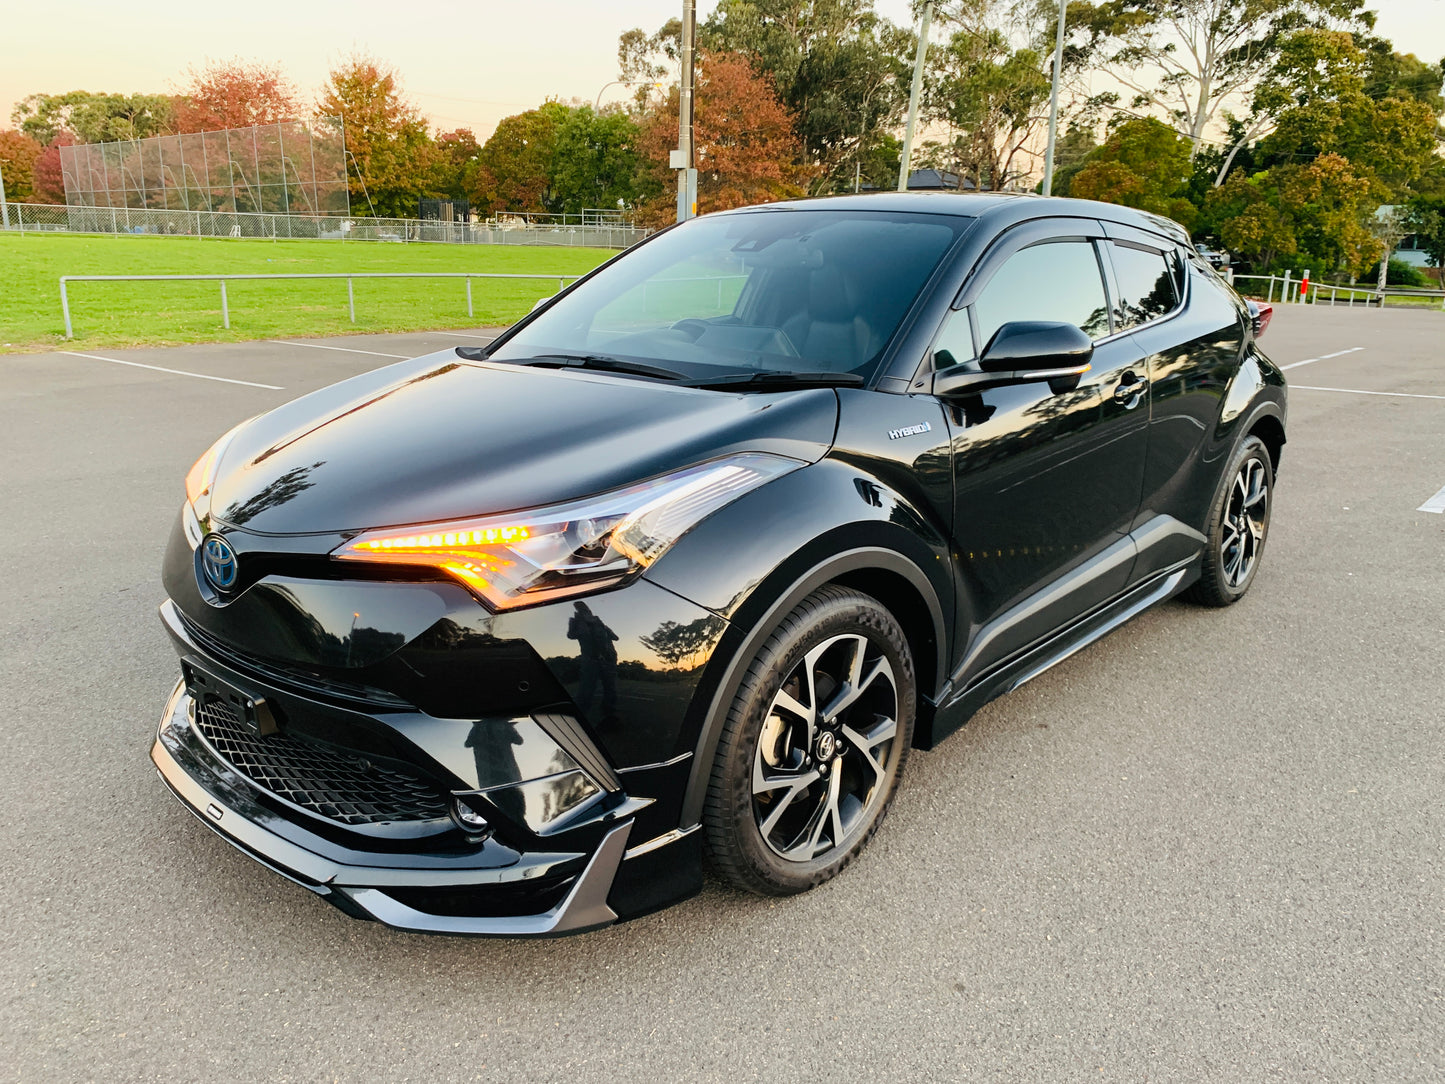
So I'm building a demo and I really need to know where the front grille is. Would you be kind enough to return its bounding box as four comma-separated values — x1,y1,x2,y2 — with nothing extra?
192,697,449,826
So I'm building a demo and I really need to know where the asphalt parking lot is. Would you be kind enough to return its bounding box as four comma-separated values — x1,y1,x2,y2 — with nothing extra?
2,307,1441,1082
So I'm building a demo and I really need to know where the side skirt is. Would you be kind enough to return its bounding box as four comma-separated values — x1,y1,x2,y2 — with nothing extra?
917,559,1198,749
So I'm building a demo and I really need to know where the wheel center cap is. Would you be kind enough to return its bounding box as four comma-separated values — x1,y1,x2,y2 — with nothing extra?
815,731,838,761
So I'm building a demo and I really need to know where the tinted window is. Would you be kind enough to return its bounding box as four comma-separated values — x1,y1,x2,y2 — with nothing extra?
490,210,966,381
974,240,1110,350
1110,242,1180,329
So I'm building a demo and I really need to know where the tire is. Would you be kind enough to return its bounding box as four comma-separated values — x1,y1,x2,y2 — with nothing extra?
1185,435,1273,607
703,585,915,896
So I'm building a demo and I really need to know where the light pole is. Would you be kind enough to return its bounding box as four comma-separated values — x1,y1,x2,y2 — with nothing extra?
1,160,9,231
1042,0,1067,196
674,0,698,222
897,2,933,192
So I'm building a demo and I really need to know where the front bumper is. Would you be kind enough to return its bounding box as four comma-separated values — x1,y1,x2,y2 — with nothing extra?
154,678,707,934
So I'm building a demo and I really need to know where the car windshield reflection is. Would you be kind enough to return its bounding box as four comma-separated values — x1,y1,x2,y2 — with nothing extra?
487,209,969,383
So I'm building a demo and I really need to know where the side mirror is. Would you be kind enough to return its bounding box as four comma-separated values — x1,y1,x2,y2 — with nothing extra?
979,320,1093,373
932,320,1093,398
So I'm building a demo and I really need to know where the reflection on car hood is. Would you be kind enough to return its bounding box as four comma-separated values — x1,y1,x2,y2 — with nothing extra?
208,350,839,535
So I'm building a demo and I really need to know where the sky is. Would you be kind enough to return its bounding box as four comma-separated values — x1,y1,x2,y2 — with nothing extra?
1,0,1442,143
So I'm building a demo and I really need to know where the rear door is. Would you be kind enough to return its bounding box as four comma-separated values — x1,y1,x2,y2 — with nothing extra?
1101,225,1246,580
937,218,1152,684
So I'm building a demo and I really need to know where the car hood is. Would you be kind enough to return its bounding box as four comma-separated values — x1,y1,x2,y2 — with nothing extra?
208,351,839,535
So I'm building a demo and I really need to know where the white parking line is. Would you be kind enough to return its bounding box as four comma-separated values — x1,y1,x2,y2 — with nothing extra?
1291,385,1445,401
1418,485,1445,514
1281,346,1363,370
271,340,409,359
59,351,283,390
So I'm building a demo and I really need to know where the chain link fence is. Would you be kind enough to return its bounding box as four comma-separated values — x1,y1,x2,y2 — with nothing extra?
0,203,649,248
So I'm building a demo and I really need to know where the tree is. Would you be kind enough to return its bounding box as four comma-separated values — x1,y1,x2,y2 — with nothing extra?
30,133,76,203
1403,196,1445,269
466,101,572,215
173,59,301,132
701,0,912,192
550,107,643,214
0,129,43,201
1065,0,1374,161
1204,152,1377,273
635,52,813,227
1068,117,1196,223
1254,30,1441,199
11,91,174,144
923,1,1053,191
432,128,481,200
316,55,439,218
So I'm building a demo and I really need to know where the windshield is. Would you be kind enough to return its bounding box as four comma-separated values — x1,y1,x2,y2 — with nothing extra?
487,209,968,384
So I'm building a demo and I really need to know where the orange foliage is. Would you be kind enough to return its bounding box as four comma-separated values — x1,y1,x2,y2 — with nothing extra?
174,59,302,133
636,52,812,227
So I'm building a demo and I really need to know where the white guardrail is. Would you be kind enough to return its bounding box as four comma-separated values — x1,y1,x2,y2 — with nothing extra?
1231,272,1445,309
58,271,584,338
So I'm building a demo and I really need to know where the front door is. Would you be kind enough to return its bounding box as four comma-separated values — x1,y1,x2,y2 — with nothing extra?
935,225,1151,686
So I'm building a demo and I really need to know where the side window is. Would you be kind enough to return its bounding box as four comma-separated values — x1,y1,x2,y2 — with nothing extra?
931,308,975,370
974,240,1111,350
1109,242,1180,330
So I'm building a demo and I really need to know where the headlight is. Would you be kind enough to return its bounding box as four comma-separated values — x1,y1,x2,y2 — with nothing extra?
333,453,800,610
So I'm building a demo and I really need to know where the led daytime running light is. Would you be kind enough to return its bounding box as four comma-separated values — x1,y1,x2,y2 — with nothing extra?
334,454,799,610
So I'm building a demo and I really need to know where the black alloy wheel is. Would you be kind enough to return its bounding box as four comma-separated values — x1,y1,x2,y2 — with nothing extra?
704,586,915,895
1187,435,1273,606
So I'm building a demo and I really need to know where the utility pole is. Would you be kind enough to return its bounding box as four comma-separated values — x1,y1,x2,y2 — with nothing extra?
674,0,698,222
1041,0,1067,196
0,160,9,231
897,2,932,192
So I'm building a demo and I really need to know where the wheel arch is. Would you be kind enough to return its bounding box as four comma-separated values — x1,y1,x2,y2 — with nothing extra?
677,546,948,827
1247,411,1286,472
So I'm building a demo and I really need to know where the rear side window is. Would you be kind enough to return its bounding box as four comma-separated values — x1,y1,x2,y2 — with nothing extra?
974,240,1111,350
1109,242,1181,329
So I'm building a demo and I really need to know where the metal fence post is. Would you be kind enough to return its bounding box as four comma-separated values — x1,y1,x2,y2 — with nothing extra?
466,276,473,318
220,280,230,329
60,278,72,338
1282,271,1292,303
348,276,355,323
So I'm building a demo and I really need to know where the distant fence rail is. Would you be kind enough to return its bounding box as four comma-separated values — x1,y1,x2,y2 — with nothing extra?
2,203,647,249
58,271,585,338
1233,272,1445,309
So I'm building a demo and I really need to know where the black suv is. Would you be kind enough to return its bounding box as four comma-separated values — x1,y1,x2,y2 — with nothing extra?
152,193,1285,935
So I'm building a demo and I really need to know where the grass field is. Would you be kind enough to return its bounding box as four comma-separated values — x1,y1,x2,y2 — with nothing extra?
0,233,615,354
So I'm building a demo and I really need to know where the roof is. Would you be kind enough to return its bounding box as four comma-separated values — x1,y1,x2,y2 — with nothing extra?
720,191,1192,245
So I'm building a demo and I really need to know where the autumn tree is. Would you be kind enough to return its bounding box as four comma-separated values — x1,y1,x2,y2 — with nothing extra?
173,59,301,132
316,55,440,217
636,51,812,227
1067,117,1196,223
431,129,480,199
29,133,76,203
701,0,912,192
0,129,44,201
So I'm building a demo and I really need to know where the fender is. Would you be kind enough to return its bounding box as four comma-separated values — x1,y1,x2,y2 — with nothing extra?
643,459,954,828
674,544,948,827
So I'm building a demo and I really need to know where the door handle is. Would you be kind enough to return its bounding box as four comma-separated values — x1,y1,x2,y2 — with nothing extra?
1113,377,1148,403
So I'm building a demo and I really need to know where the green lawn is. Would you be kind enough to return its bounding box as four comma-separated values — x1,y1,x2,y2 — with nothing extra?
0,233,615,353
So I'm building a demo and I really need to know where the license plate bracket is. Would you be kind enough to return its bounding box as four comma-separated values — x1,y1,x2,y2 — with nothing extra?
182,658,281,737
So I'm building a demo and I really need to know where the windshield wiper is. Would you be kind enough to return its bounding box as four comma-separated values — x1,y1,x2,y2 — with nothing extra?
685,370,866,390
522,353,686,381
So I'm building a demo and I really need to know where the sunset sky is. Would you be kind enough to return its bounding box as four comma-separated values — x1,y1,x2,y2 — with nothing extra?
2,0,1441,143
